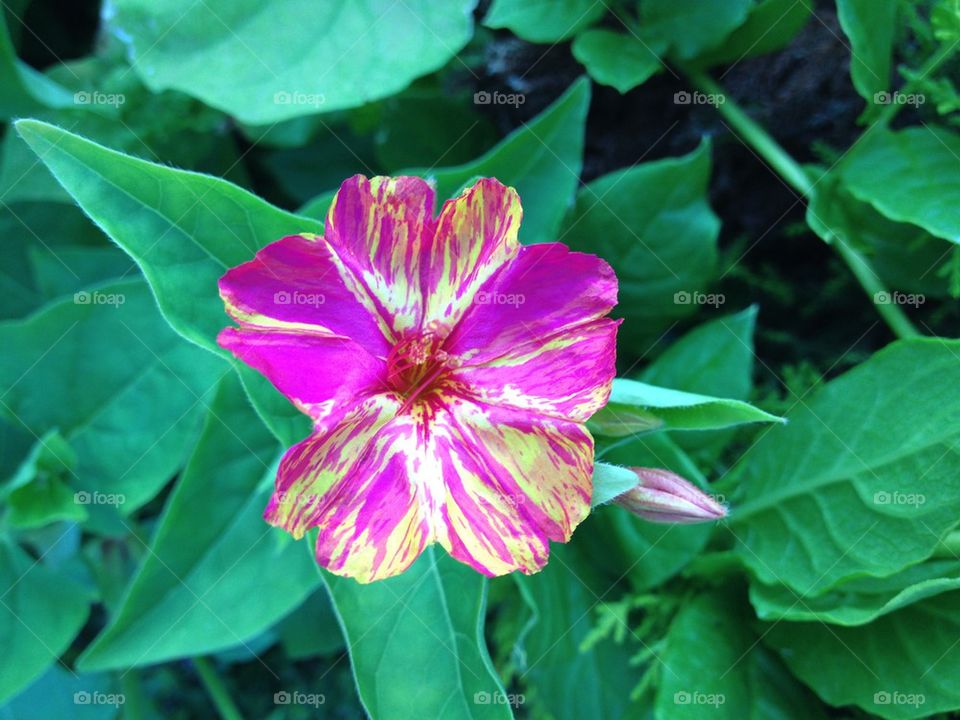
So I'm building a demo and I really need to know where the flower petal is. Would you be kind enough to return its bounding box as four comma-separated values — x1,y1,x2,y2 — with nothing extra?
444,243,618,363
219,233,391,357
422,178,521,333
325,175,436,337
428,397,593,577
265,394,434,583
451,318,619,422
218,328,386,430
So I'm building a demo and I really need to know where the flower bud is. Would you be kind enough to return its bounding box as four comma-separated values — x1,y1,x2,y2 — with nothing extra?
614,467,726,524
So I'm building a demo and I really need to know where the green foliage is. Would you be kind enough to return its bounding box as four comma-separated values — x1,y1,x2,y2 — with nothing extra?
563,140,720,349
2,2,959,718
836,0,897,101
732,339,960,595
106,0,478,123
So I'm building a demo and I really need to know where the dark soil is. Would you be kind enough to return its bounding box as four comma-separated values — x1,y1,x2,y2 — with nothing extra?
473,5,915,388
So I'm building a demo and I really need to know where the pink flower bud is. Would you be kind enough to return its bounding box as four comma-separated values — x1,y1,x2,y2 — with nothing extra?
614,467,727,524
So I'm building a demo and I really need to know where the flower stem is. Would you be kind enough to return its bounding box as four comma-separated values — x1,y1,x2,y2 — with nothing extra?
682,68,921,339
193,657,244,720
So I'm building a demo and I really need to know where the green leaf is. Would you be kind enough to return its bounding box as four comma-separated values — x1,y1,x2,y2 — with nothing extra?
641,307,758,456
0,280,224,511
655,588,828,720
838,125,960,244
640,0,753,60
0,666,117,720
764,591,960,719
572,30,665,93
589,378,783,438
323,547,512,720
512,543,640,720
750,559,960,626
562,140,720,350
0,537,93,704
731,338,960,595
78,374,319,670
484,0,605,42
14,119,323,354
0,203,125,320
106,0,477,123
0,10,73,118
643,306,756,400
275,589,344,659
693,0,813,67
836,0,896,100
807,170,954,296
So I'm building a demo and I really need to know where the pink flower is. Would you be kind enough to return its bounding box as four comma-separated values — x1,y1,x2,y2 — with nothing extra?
218,176,619,582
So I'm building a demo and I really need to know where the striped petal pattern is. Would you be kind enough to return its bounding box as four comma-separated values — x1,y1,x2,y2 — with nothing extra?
218,175,619,582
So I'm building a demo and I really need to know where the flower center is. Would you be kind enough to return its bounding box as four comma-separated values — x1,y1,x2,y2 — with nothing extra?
386,333,451,410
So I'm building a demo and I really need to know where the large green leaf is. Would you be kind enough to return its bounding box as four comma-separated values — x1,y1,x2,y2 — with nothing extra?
764,591,960,719
14,119,322,354
323,547,512,720
654,588,828,720
750,559,960,626
589,377,782,438
78,374,318,670
106,0,476,123
300,78,592,247
512,543,640,720
0,280,224,511
0,538,93,704
838,125,960,244
836,0,896,101
731,338,960,595
562,140,720,349
640,0,753,60
484,0,604,42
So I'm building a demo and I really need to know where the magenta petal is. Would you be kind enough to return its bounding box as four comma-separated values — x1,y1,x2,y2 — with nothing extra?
219,233,391,357
444,243,618,362
218,328,387,429
325,175,437,336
